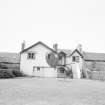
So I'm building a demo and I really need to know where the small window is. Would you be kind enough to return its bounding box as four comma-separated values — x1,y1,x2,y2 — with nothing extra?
72,56,79,62
48,54,51,59
72,56,75,62
27,53,35,59
37,67,40,71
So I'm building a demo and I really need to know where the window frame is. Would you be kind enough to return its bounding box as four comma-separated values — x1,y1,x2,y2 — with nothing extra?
72,56,79,62
27,53,35,60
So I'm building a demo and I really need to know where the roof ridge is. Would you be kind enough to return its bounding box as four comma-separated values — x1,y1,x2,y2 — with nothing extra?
21,41,56,53
84,51,105,54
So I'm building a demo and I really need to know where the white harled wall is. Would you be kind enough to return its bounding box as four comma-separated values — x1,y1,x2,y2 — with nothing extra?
66,52,83,78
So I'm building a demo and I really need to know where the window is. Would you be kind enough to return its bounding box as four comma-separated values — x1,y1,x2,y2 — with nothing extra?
37,67,40,71
72,56,79,62
27,53,35,59
48,54,51,59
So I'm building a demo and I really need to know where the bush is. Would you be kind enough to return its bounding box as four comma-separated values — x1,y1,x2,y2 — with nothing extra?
81,69,87,78
87,70,92,79
0,69,25,79
65,70,73,78
12,70,24,77
0,70,15,78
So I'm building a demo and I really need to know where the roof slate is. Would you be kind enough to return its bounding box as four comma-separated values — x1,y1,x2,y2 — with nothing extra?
83,52,105,61
58,49,73,55
58,49,105,61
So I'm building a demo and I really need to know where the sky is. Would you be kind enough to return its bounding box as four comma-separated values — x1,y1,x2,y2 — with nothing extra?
0,0,105,53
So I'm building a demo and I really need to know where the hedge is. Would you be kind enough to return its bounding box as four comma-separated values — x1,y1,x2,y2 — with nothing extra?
0,69,25,78
12,70,25,77
0,70,14,78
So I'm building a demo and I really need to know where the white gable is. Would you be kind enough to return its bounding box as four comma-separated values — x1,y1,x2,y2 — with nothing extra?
23,43,53,54
71,51,82,57
20,43,54,75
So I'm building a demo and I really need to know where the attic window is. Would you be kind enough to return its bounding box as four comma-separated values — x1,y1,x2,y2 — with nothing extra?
27,53,35,59
72,56,79,62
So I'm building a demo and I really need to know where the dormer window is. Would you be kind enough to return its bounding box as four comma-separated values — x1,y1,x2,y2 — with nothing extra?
72,56,79,62
27,53,35,59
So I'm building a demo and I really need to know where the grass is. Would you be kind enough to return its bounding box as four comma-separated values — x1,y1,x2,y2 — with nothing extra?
0,78,105,105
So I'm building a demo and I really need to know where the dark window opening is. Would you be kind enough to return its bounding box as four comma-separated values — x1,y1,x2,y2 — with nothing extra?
27,53,35,59
37,67,40,71
72,56,79,62
48,54,51,59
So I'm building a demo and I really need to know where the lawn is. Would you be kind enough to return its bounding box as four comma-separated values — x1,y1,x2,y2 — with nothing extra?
0,78,105,105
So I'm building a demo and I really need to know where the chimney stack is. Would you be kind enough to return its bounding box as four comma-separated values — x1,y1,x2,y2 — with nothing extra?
21,40,25,51
77,44,82,53
53,43,58,52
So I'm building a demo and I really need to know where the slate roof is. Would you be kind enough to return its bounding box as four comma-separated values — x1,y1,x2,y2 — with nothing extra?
83,52,105,61
58,49,73,55
59,49,105,61
0,52,20,63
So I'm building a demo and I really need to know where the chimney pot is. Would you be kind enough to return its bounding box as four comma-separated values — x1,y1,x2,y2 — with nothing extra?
21,40,25,51
53,43,58,52
77,44,82,52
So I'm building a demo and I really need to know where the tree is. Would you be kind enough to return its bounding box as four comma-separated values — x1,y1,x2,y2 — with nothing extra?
46,53,58,68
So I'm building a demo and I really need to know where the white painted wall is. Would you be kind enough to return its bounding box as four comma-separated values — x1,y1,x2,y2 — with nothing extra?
72,63,81,79
20,44,57,77
33,67,44,77
67,52,83,70
44,68,57,77
66,51,83,78
33,67,57,77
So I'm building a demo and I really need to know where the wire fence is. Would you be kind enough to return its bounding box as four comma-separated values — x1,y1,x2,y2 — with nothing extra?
87,70,105,81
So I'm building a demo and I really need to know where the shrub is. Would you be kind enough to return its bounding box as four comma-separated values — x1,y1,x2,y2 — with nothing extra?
46,53,58,68
65,70,73,78
0,70,15,78
87,70,92,79
12,70,24,77
81,69,88,78
0,69,25,79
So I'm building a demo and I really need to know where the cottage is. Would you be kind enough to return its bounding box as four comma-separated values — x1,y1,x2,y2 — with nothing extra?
20,41,58,77
20,41,105,79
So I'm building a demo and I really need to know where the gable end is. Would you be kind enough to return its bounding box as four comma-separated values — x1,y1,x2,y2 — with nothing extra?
69,49,84,58
20,41,56,54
